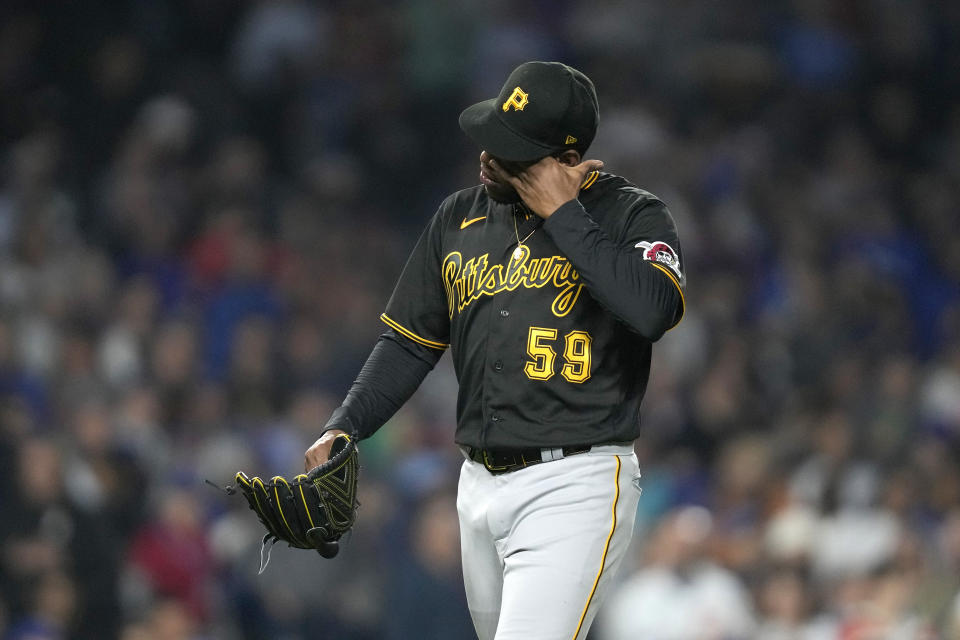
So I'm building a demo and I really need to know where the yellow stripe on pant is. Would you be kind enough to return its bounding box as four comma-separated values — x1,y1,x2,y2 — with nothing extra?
571,455,621,640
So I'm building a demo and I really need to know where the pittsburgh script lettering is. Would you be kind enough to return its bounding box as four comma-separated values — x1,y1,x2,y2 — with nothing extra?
442,246,584,318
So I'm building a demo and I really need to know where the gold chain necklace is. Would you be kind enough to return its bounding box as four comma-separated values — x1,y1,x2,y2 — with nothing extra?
512,208,537,260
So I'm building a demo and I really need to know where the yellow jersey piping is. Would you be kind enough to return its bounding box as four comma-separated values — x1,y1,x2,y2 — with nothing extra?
649,262,686,330
580,171,600,190
380,313,449,350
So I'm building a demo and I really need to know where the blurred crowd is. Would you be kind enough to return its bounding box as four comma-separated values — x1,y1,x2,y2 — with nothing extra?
0,1,958,639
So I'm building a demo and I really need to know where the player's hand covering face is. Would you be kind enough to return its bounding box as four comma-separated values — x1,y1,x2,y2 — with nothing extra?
479,151,536,203
492,154,603,219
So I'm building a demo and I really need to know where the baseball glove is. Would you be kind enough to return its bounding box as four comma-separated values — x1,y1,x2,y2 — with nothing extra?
224,433,360,572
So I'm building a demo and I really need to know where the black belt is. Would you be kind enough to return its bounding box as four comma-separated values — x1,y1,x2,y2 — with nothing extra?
467,445,593,475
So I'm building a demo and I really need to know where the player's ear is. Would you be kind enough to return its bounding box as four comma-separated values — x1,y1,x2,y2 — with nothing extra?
556,150,581,166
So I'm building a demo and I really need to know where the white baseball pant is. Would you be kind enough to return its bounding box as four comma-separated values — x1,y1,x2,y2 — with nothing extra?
457,444,641,640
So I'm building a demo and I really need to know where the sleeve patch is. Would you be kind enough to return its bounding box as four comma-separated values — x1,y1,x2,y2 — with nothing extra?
635,241,682,281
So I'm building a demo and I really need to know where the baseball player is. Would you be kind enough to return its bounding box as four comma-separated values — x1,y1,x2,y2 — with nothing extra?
305,61,685,639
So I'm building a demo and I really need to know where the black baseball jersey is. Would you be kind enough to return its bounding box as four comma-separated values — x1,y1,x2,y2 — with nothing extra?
382,171,685,449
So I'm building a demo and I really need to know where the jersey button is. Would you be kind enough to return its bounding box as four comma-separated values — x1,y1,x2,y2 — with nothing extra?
494,360,503,371
500,309,509,317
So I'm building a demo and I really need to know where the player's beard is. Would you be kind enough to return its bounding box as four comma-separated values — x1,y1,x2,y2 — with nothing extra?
483,182,522,204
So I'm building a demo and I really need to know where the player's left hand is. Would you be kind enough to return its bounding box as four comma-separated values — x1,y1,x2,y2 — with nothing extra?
493,156,603,219
304,429,348,471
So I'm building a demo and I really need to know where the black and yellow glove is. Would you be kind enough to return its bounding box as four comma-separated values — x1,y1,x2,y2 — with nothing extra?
228,433,360,571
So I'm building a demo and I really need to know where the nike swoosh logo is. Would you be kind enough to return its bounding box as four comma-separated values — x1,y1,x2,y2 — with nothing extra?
460,216,486,229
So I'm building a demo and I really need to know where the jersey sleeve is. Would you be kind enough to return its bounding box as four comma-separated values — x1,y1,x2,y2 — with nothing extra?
381,208,450,351
618,199,686,327
543,197,684,340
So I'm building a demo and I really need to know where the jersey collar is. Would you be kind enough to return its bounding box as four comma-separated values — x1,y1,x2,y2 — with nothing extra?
580,170,600,191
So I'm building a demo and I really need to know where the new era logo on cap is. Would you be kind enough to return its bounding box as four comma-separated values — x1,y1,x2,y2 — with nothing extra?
459,61,599,162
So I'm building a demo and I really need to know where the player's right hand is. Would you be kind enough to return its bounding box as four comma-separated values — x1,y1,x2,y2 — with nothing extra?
493,155,603,220
304,429,349,471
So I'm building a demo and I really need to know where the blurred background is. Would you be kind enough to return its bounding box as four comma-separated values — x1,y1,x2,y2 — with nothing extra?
0,0,958,638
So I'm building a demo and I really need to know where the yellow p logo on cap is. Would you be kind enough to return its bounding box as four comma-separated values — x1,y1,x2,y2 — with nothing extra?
502,87,529,112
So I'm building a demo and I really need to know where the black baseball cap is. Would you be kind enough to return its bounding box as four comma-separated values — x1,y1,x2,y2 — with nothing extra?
459,61,599,162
